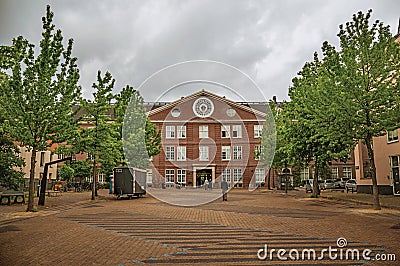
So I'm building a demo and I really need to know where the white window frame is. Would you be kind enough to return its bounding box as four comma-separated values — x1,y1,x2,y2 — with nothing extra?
165,146,175,161
178,125,186,139
221,125,230,138
222,169,231,187
165,169,175,183
254,125,263,138
233,168,243,183
222,146,231,160
255,168,265,184
300,167,309,180
388,129,399,143
166,126,175,139
232,125,242,138
331,166,339,179
199,146,209,161
343,167,352,178
146,170,153,185
177,169,186,184
98,173,104,183
177,146,186,161
199,125,209,138
233,146,242,160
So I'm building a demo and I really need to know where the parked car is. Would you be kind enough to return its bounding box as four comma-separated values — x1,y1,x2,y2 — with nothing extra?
323,179,335,190
334,177,350,188
345,179,357,192
305,179,324,193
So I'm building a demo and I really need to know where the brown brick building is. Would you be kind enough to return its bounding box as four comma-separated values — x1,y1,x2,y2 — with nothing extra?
146,90,269,189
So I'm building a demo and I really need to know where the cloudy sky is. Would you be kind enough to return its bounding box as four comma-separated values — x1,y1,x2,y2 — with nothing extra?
0,0,399,102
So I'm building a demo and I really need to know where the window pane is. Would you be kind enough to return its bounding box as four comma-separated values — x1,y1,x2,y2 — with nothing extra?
199,125,208,138
232,125,242,138
199,146,209,161
222,146,231,160
178,126,186,138
300,168,309,180
343,167,352,178
254,125,263,138
233,146,242,160
331,167,338,179
177,146,186,161
166,126,175,139
221,125,230,138
165,169,175,183
233,169,243,183
166,146,175,160
177,169,186,183
255,168,265,183
388,129,399,142
222,169,231,187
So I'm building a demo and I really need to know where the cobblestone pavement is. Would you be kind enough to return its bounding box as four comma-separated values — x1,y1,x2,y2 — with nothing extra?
0,189,399,265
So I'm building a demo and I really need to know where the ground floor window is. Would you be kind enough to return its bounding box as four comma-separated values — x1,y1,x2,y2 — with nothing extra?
255,168,265,184
331,167,338,179
233,168,243,185
300,167,309,181
222,169,231,187
342,167,352,178
390,156,400,195
98,173,105,183
177,169,186,184
165,169,175,183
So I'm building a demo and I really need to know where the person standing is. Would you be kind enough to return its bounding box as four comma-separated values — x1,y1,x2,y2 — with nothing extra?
221,178,228,201
204,179,209,191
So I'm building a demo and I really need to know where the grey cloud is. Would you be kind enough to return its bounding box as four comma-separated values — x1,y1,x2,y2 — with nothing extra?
1,0,399,102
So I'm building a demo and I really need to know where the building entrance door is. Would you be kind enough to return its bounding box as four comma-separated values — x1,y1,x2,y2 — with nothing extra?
196,169,212,187
390,156,400,195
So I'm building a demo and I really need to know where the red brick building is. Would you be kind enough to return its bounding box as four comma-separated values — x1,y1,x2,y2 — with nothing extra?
147,90,269,189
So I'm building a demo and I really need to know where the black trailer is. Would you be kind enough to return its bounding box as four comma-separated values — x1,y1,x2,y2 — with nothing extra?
113,167,146,199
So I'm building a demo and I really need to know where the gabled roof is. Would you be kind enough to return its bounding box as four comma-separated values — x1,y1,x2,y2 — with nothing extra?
146,90,268,118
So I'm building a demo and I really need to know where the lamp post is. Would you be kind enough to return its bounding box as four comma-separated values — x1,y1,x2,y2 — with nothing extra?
38,156,74,206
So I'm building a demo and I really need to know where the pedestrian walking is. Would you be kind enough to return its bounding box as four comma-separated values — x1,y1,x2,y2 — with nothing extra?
204,179,209,191
221,178,228,201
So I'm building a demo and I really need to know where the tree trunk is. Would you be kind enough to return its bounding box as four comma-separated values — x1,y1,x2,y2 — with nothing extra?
312,159,319,198
27,147,37,212
267,167,271,190
91,159,96,200
365,137,381,210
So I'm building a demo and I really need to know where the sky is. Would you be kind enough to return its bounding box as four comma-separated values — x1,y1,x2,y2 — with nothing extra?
0,0,399,102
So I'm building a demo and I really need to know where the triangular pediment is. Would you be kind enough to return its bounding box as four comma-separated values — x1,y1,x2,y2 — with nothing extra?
147,90,267,118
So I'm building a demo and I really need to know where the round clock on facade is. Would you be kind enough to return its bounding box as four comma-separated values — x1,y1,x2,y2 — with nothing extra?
193,97,214,118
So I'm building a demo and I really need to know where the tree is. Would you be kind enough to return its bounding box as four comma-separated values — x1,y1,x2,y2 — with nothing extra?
123,90,161,169
79,71,118,200
259,100,278,189
0,129,25,190
0,5,81,211
115,86,161,163
284,52,353,198
70,160,92,181
58,164,75,182
328,10,400,209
